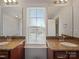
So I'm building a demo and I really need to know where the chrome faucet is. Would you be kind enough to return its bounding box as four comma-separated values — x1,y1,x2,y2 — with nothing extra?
59,35,66,42
62,35,66,41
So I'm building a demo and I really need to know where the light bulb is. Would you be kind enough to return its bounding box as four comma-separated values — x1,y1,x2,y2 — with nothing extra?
65,0,68,1
16,16,18,18
13,0,17,2
4,0,8,3
8,0,12,2
60,0,64,2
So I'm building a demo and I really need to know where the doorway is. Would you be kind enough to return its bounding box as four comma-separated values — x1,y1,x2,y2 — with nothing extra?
55,17,59,36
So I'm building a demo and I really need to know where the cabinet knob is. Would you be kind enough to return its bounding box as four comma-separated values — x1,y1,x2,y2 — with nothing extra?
0,55,7,58
57,56,65,59
66,51,68,54
57,55,67,59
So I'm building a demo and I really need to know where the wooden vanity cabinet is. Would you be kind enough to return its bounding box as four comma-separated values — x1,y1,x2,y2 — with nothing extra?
48,48,53,59
48,49,68,59
54,51,68,59
48,49,79,59
10,42,24,59
0,42,24,59
68,51,79,59
0,50,9,59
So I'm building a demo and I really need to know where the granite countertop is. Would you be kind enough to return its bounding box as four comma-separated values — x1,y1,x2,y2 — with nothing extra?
2,38,79,51
25,44,47,48
47,39,79,51
0,39,25,50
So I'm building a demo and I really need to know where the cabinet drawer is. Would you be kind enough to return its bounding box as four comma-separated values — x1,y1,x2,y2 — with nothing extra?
69,51,79,59
48,48,53,59
0,51,9,59
55,51,68,59
0,54,8,59
0,51,8,55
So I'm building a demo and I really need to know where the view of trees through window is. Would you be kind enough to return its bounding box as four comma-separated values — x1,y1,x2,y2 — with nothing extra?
27,7,46,44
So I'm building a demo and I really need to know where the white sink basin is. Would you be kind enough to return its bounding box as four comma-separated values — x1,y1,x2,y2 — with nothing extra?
0,42,9,45
60,42,78,47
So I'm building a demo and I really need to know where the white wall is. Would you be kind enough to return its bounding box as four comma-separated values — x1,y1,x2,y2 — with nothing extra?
22,8,27,36
0,7,3,35
73,0,79,37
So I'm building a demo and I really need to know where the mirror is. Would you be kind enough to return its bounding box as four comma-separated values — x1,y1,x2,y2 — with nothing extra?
47,0,73,37
0,0,79,38
0,7,23,36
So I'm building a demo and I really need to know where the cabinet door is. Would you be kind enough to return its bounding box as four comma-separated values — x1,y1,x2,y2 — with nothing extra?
48,48,53,59
10,43,24,59
69,51,79,59
0,51,9,59
54,51,68,59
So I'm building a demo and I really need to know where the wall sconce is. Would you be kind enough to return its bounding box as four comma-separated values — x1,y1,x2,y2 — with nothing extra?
4,0,17,5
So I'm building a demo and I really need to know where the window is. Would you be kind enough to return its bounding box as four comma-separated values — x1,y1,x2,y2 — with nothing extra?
27,7,46,44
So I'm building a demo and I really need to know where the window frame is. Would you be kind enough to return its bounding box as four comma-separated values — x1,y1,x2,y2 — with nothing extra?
26,7,46,44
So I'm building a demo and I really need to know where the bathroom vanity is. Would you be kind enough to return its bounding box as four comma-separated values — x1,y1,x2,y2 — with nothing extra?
47,39,79,59
0,39,25,59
